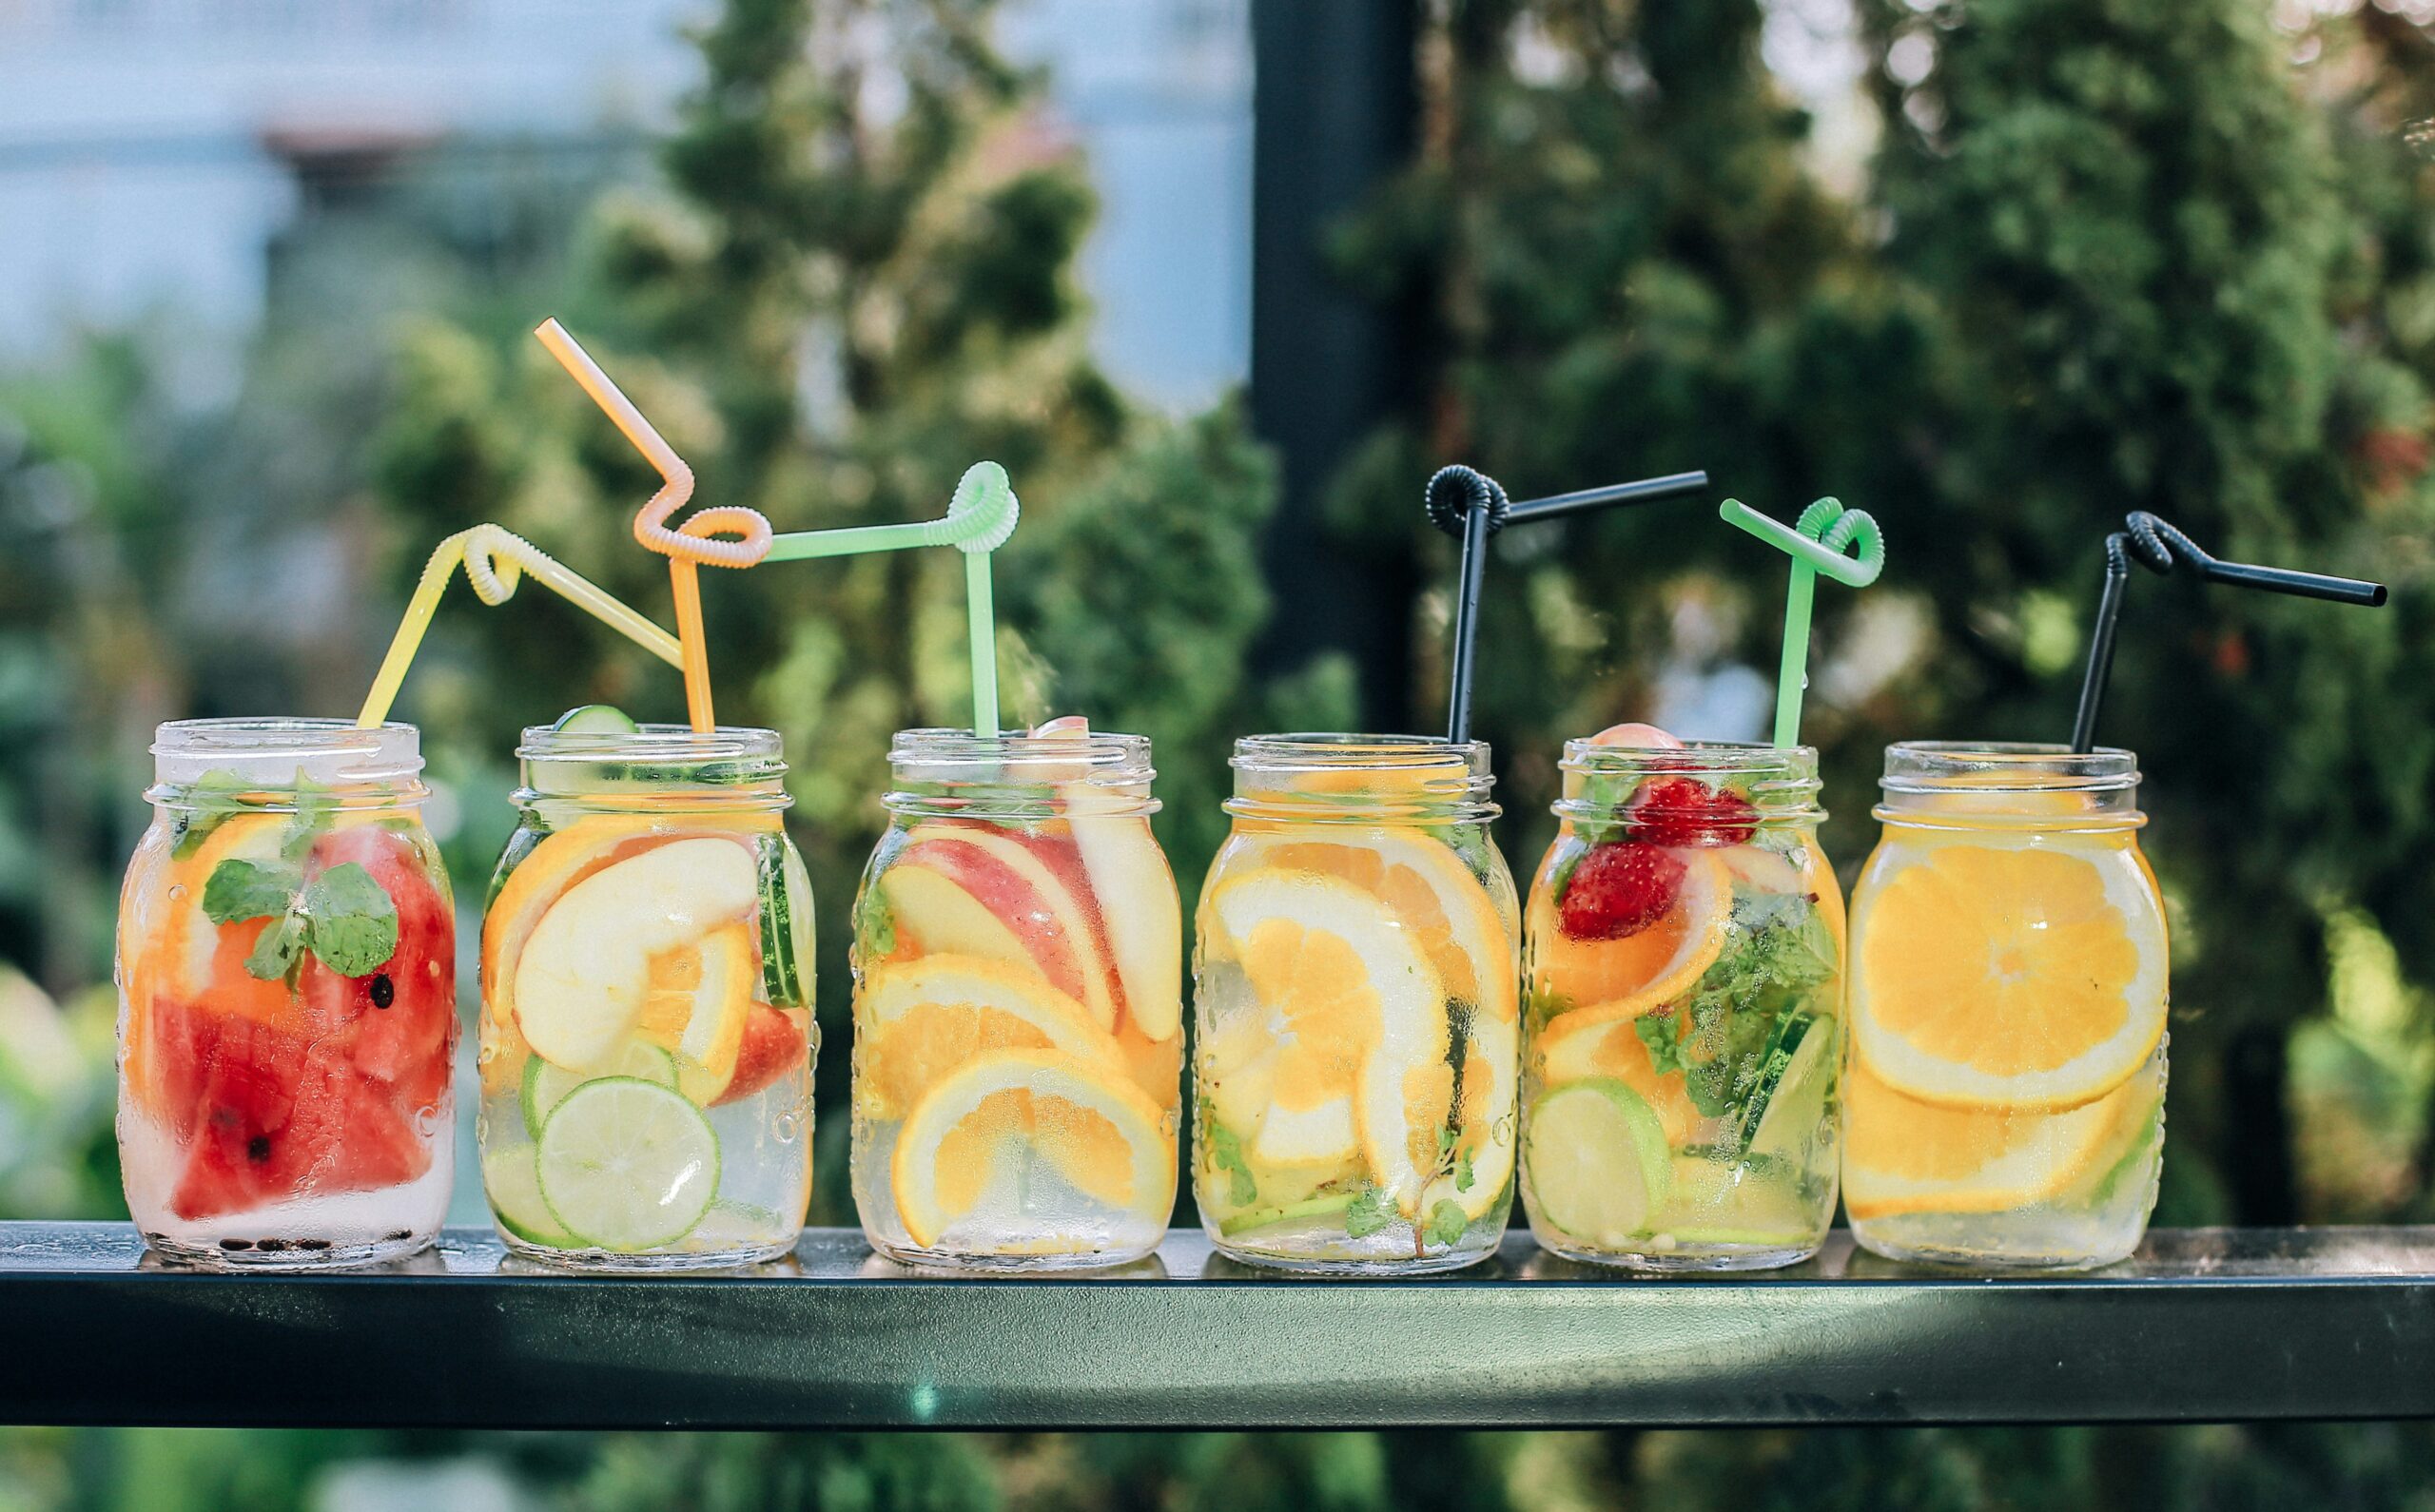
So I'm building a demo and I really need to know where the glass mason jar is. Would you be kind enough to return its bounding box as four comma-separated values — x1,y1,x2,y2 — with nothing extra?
849,728,1183,1270
1844,743,2167,1270
477,723,815,1270
1520,741,1844,1271
1192,735,1520,1274
117,719,456,1268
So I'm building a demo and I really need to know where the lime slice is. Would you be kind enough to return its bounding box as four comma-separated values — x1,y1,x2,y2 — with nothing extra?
690,1200,788,1251
1741,1013,1838,1163
536,1076,721,1250
1215,1192,1357,1239
483,1143,577,1248
1525,1078,1673,1248
522,1040,681,1139
554,705,639,734
1655,1155,1817,1246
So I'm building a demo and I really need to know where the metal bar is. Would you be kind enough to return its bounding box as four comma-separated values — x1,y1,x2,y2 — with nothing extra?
4,1225,2433,1430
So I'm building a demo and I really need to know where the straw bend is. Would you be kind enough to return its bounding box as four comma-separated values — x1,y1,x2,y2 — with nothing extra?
1722,497,1884,587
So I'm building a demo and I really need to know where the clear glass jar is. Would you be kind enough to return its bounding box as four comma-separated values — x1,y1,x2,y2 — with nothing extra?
1845,743,2167,1270
117,719,456,1268
477,723,815,1270
1520,741,1843,1271
1192,735,1519,1273
849,728,1183,1270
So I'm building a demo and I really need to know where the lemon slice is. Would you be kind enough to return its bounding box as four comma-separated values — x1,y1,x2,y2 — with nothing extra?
889,1048,1175,1250
1841,1058,2146,1221
856,954,1123,1119
1524,1078,1672,1247
1852,841,2166,1109
1529,849,1732,1018
1210,868,1450,1213
1236,828,1515,1021
1424,1003,1515,1222
536,1076,721,1250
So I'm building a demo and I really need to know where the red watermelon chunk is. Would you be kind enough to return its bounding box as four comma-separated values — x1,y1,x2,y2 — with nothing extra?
298,824,456,1109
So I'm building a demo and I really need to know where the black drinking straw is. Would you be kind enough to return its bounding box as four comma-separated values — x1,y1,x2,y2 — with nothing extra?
2069,511,2387,753
1427,464,1712,743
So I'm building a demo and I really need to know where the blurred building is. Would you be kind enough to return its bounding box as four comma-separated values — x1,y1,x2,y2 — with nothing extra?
0,0,1251,408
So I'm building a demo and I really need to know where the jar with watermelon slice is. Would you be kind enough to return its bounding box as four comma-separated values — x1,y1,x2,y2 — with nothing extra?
477,710,814,1270
1519,734,1844,1271
117,719,457,1268
847,723,1182,1271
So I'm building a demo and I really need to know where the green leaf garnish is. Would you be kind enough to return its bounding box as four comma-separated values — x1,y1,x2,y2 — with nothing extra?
281,774,338,861
1453,1145,1476,1193
1634,882,1840,1118
301,862,399,977
171,769,256,859
1343,1186,1395,1239
243,913,307,981
1423,1199,1470,1249
1208,1121,1259,1207
203,859,302,925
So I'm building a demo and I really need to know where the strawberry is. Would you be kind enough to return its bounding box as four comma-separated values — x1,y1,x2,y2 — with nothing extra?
1626,776,1757,846
1557,842,1685,940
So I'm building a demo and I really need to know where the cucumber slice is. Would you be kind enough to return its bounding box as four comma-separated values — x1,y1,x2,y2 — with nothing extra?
521,1041,681,1139
756,836,814,1009
483,1143,576,1249
1525,1078,1673,1247
554,705,639,735
1740,1013,1837,1162
536,1077,721,1251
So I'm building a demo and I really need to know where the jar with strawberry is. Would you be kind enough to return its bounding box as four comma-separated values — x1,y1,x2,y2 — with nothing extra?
118,719,457,1268
477,709,815,1270
1520,733,1843,1270
1192,735,1520,1273
848,724,1183,1271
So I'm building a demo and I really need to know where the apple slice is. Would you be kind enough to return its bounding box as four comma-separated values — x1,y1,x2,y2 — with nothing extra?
885,825,1118,1029
1064,798,1182,1042
513,837,759,1070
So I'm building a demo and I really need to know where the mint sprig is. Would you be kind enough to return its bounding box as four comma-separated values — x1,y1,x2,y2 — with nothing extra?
203,859,302,925
202,853,399,982
301,862,399,977
1207,1122,1259,1207
1423,1198,1471,1249
1634,882,1838,1118
1343,1186,1396,1239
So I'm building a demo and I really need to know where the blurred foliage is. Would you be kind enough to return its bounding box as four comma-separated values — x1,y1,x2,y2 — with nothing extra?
5,0,2435,1506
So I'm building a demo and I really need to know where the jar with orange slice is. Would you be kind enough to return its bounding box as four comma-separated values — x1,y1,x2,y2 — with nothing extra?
476,709,815,1270
1844,743,2167,1270
848,725,1182,1270
1191,735,1519,1273
118,719,457,1268
1520,738,1843,1270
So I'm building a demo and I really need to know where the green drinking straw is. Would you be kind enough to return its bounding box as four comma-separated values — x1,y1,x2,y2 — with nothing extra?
1719,496,1885,748
764,460,1020,734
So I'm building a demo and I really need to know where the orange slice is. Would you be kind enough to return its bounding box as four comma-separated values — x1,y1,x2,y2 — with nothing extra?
1237,828,1516,1023
1424,1002,1516,1221
855,955,1123,1120
1852,841,2165,1109
889,1048,1174,1250
1536,1010,1699,1147
1842,1057,2153,1220
634,921,758,1103
1528,849,1731,1018
1210,868,1450,1212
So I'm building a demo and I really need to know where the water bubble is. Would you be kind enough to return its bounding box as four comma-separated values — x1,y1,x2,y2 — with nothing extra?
415,1109,438,1139
774,1112,803,1144
167,884,187,902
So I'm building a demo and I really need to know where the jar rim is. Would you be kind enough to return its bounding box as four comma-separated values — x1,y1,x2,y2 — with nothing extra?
151,717,422,787
1880,740,2139,795
889,727,1151,775
518,723,782,765
1231,732,1489,771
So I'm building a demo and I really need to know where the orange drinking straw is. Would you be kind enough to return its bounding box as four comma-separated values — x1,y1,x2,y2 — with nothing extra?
355,524,684,727
533,319,774,732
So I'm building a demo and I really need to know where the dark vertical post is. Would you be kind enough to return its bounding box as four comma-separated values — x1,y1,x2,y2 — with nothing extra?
1248,0,1417,731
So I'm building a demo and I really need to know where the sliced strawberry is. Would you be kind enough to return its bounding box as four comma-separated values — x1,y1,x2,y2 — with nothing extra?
1558,842,1687,941
1625,776,1757,847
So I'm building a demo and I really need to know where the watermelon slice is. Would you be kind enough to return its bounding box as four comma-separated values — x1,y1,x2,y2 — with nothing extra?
298,824,456,1109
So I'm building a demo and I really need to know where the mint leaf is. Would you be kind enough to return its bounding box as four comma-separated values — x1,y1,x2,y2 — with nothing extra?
281,774,338,861
1424,1198,1470,1249
1343,1186,1395,1239
171,769,255,859
302,862,399,977
1636,1013,1689,1078
1454,1145,1476,1193
203,859,302,925
1208,1121,1258,1207
244,913,307,981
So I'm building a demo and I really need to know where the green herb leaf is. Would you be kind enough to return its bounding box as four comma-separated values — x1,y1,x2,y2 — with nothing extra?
243,913,307,981
1453,1145,1476,1193
1423,1198,1470,1249
1636,1013,1689,1078
171,769,256,859
302,862,399,977
203,859,302,925
1208,1121,1259,1208
281,774,338,861
1343,1186,1395,1239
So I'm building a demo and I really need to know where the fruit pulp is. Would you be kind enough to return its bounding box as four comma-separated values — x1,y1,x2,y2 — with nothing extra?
1843,825,2168,1270
1190,821,1521,1274
848,809,1183,1270
1520,813,1843,1271
116,809,458,1268
476,811,814,1270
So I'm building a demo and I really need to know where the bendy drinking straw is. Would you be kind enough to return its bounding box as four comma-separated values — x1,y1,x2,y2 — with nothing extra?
1719,496,1885,749
356,524,683,728
2069,511,2386,753
534,319,773,733
1426,465,1711,743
